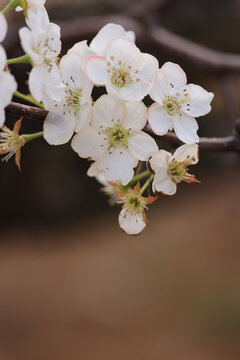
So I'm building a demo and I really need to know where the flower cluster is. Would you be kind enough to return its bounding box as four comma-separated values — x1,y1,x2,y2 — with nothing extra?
1,0,214,235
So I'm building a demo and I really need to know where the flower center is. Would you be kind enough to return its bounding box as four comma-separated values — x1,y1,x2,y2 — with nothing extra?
168,160,187,183
64,88,82,115
163,92,191,116
0,129,24,162
106,123,130,150
110,62,134,88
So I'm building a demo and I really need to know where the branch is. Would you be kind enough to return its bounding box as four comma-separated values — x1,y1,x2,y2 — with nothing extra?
5,102,240,153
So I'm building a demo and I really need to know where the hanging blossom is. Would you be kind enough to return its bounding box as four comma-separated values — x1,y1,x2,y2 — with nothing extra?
0,118,25,170
87,162,121,205
72,95,158,185
85,38,159,101
118,183,156,235
43,52,93,145
148,143,199,196
19,12,62,102
148,62,214,144
0,13,18,127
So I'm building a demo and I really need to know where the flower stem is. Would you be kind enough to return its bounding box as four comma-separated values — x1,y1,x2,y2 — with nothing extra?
140,174,154,195
1,0,19,14
123,170,150,190
14,91,44,108
22,131,43,143
7,54,31,64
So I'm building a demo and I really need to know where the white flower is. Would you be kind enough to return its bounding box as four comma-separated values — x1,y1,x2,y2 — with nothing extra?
148,143,199,195
118,183,155,235
19,19,62,102
0,14,17,127
72,94,158,185
148,62,214,144
85,38,158,101
0,12,7,43
43,52,93,145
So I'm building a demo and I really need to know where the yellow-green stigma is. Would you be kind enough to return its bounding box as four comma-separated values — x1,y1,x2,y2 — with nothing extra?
64,88,82,114
163,92,191,116
106,123,130,151
168,160,187,183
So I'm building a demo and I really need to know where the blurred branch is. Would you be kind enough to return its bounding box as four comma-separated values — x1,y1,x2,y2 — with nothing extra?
5,102,240,153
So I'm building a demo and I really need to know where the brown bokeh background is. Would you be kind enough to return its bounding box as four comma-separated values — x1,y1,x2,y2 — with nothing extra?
0,0,240,359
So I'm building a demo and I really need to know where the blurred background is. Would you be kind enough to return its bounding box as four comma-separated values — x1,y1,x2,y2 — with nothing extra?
1,0,240,359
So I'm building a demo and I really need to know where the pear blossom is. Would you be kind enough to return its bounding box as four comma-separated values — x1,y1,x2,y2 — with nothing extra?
19,19,62,102
118,183,156,235
43,52,93,145
0,14,18,127
0,118,25,170
72,95,158,185
85,38,158,101
148,143,199,196
148,62,214,144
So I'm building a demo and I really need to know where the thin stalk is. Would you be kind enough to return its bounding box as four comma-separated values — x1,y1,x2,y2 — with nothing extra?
140,174,154,195
7,54,30,64
14,91,44,108
123,170,150,190
1,0,19,14
22,131,43,143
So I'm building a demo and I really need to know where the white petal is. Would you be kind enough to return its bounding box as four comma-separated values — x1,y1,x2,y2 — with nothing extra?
0,13,7,43
106,38,143,71
137,53,159,83
126,31,135,43
97,147,136,185
173,113,199,144
27,7,49,31
181,84,214,117
152,168,177,195
87,161,101,177
161,62,187,92
92,94,126,128
75,102,92,132
90,23,126,57
149,69,168,104
0,107,5,127
0,72,17,108
60,53,84,85
149,150,171,173
171,143,199,165
119,208,146,235
0,45,7,73
68,40,95,60
29,67,44,102
122,101,147,131
128,130,158,161
85,56,107,85
106,78,150,102
43,112,75,145
71,126,106,160
19,27,43,65
148,103,172,135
